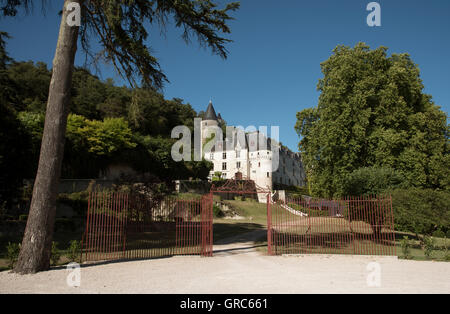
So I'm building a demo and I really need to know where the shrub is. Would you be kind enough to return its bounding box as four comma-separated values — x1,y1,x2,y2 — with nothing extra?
400,236,411,260
213,205,224,218
432,230,445,238
423,236,435,259
6,242,21,268
444,238,450,261
391,188,450,235
340,167,406,197
18,214,28,221
51,242,61,266
67,240,81,262
57,191,89,217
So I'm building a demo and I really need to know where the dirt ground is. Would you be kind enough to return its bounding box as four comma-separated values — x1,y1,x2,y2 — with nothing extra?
0,230,449,294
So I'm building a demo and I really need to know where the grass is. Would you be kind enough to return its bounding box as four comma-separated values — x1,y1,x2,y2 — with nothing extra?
220,199,268,225
213,200,450,261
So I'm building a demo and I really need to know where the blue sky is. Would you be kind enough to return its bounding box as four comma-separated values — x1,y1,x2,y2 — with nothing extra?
0,0,449,151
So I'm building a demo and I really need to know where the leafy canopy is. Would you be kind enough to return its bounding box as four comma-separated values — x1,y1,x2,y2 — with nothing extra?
295,43,449,197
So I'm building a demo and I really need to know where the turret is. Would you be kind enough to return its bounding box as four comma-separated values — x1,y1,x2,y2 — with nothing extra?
201,100,220,155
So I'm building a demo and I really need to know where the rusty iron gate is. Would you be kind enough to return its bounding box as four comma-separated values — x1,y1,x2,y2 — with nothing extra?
267,195,396,256
81,192,213,262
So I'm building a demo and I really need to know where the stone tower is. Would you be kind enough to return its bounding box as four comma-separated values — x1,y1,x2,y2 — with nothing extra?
201,100,219,156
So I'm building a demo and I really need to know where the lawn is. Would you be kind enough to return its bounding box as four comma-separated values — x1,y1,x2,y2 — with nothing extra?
213,199,449,261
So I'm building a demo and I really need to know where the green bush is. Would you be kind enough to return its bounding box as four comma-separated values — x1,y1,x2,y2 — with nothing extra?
18,214,28,221
51,242,61,266
401,236,412,260
444,238,449,261
6,242,21,268
423,236,435,259
67,240,81,262
391,188,450,235
340,167,406,196
213,205,224,218
57,191,89,217
432,230,445,238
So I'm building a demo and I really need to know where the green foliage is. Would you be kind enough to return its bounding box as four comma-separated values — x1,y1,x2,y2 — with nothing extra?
445,238,450,261
273,184,310,197
432,230,445,238
0,105,34,208
295,43,450,198
213,205,224,218
6,242,20,268
340,167,406,196
423,236,435,259
7,61,212,182
0,2,235,202
5,61,51,112
18,214,27,221
212,171,223,181
401,236,412,260
391,188,450,235
57,192,89,217
50,242,60,266
67,240,81,263
67,114,136,156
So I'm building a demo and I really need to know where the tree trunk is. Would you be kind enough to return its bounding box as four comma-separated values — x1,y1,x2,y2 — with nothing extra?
14,0,80,274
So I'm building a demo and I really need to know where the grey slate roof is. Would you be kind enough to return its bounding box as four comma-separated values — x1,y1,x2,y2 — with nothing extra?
204,101,218,121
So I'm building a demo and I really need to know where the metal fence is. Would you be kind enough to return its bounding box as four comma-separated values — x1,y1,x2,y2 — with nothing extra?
267,195,395,256
81,192,213,262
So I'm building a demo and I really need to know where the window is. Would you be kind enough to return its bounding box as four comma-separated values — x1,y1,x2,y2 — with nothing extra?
222,173,227,178
236,150,240,158
223,152,227,160
258,162,261,167
210,153,214,160
267,172,270,178
236,162,241,168
222,162,227,170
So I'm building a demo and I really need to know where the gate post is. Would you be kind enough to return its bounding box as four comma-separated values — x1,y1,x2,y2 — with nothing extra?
201,193,214,257
267,193,272,255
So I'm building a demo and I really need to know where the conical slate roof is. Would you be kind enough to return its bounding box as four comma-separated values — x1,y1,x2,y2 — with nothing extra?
204,100,218,121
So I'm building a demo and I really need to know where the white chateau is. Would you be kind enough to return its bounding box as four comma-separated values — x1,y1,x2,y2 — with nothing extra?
200,101,306,193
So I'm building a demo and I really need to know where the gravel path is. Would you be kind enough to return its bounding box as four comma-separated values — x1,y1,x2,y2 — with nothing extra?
1,231,449,294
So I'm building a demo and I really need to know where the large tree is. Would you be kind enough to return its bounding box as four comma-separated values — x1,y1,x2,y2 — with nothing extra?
295,43,449,198
0,0,239,274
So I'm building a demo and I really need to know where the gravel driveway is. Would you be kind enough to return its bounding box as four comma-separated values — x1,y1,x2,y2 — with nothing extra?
1,231,449,294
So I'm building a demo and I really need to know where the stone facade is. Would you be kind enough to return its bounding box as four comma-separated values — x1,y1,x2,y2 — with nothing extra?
200,101,306,192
